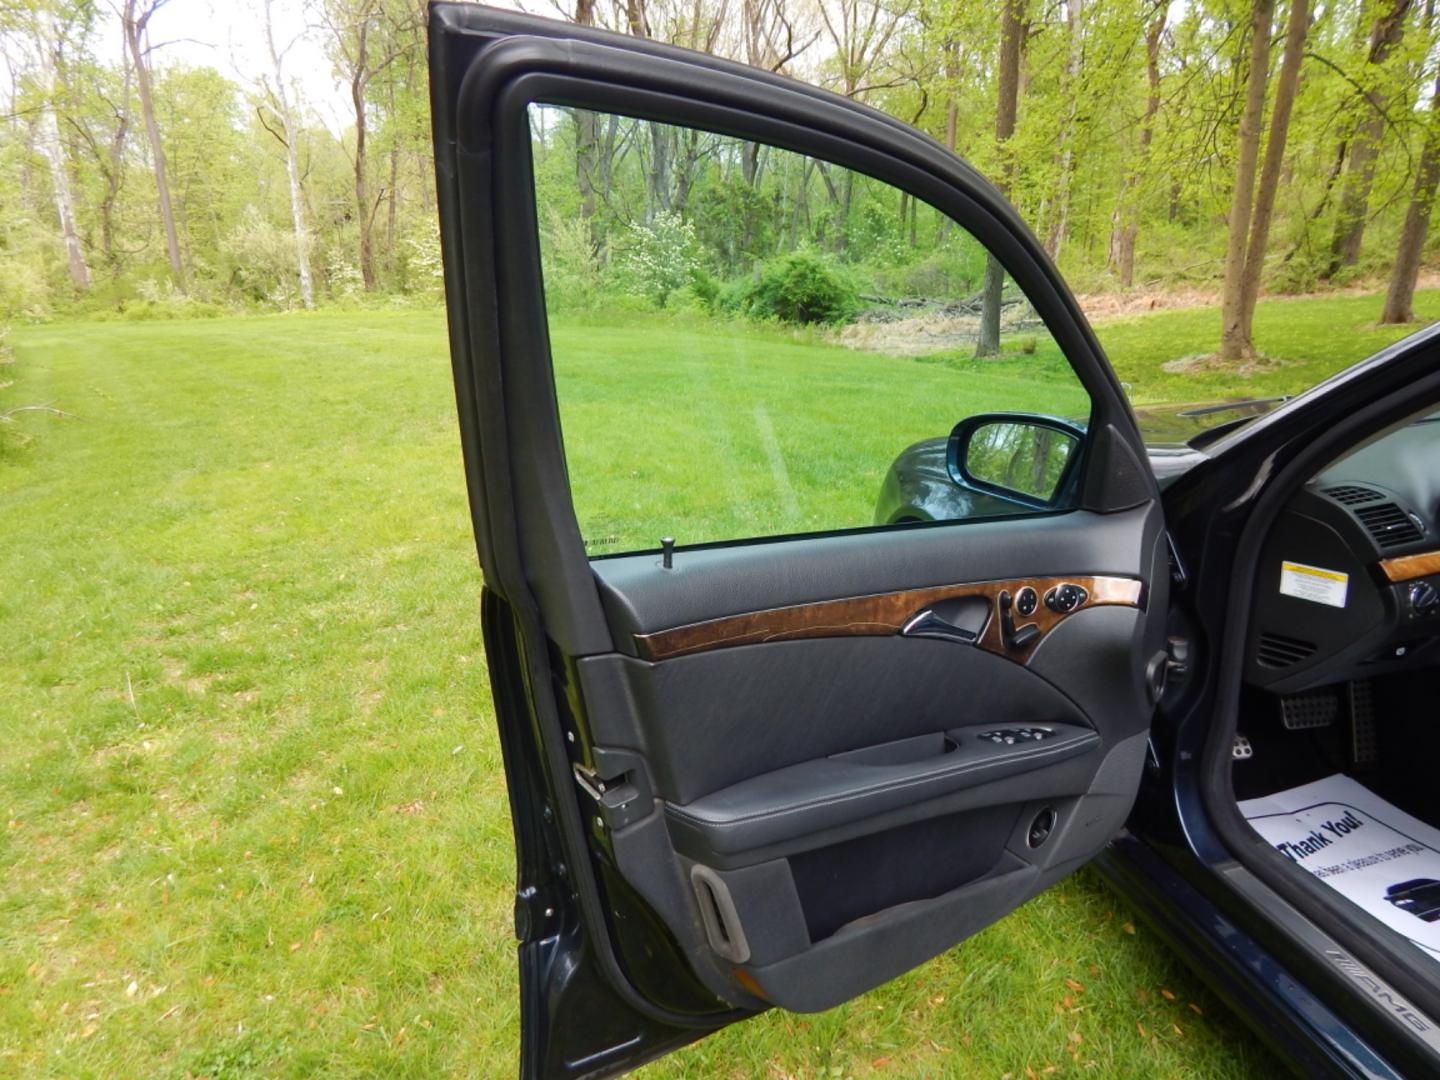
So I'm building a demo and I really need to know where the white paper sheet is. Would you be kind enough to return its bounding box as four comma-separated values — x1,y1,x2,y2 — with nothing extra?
1239,774,1440,962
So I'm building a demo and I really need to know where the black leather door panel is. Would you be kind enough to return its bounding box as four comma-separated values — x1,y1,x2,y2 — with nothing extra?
664,722,1100,859
577,634,1091,803
561,508,1166,1013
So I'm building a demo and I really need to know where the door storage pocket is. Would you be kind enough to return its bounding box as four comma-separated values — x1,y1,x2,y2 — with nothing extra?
787,803,1020,941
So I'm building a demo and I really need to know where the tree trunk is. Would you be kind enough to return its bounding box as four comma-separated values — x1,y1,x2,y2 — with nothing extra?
625,0,650,38
34,17,89,289
123,1,185,290
1047,0,1084,262
1109,10,1163,288
1237,0,1309,333
978,0,1025,358
836,168,853,253
1329,114,1384,271
265,0,315,309
99,63,132,275
1382,73,1440,323
1328,0,1412,275
351,17,377,291
944,37,960,148
385,78,399,272
1218,0,1275,364
645,122,671,222
574,0,600,246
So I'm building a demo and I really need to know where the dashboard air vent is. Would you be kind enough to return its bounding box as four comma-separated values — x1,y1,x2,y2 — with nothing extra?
1323,484,1384,506
1257,632,1318,669
1354,503,1424,548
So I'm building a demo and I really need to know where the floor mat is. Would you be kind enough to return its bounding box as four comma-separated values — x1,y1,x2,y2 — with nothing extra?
1240,773,1440,962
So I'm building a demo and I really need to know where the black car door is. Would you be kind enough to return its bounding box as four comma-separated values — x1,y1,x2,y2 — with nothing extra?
429,5,1170,1076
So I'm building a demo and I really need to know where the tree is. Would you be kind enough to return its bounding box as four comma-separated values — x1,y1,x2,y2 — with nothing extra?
31,6,90,288
1236,0,1311,343
1218,0,1277,363
1328,0,1413,276
1108,6,1163,288
260,0,314,308
977,0,1024,358
121,0,185,289
319,0,419,290
1045,0,1084,262
78,51,132,275
1381,65,1440,322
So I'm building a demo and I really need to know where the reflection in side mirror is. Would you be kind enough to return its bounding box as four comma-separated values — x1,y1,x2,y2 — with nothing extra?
953,415,1083,506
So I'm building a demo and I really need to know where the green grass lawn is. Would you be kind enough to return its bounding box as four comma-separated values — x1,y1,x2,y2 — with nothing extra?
4,289,1421,1077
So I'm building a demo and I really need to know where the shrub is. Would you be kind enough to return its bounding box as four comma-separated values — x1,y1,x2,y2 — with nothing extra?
745,251,858,325
221,206,305,307
688,267,719,309
0,251,51,319
618,211,701,307
539,211,607,311
715,275,757,316
401,223,445,295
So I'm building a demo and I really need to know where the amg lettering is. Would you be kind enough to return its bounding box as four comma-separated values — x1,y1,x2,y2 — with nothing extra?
1327,951,1435,1036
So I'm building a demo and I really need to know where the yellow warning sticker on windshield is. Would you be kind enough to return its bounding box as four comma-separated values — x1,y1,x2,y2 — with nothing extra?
1279,560,1349,608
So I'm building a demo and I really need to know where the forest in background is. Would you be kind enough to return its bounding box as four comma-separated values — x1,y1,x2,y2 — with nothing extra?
5,0,1440,363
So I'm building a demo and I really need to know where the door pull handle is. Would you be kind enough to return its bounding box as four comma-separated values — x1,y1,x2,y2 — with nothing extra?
900,609,979,645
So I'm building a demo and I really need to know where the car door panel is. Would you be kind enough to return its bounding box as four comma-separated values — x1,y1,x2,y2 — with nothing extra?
430,5,1167,1073
559,507,1164,1015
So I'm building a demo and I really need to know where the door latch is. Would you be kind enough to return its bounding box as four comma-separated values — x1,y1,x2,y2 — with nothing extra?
573,759,651,832
1146,636,1190,704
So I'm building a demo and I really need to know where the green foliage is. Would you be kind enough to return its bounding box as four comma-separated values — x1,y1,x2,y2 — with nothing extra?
714,273,758,316
400,223,445,295
743,251,859,325
871,245,990,299
538,211,605,312
3,0,1440,326
617,211,702,308
0,241,52,318
221,206,306,306
687,266,720,309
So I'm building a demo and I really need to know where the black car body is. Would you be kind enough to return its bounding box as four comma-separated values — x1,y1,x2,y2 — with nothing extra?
875,398,1284,526
428,7,1440,1078
1386,880,1440,922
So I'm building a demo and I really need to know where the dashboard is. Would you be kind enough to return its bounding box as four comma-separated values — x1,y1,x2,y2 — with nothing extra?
1247,417,1440,693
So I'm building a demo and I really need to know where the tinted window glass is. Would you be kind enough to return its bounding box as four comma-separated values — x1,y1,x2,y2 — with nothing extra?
529,104,1091,556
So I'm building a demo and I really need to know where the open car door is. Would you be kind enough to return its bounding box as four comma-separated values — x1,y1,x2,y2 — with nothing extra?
429,5,1172,1076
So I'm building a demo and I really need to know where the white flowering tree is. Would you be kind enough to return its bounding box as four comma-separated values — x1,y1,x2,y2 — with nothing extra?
619,211,701,308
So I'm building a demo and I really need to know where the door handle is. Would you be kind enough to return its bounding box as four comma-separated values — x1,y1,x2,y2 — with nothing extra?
900,608,979,645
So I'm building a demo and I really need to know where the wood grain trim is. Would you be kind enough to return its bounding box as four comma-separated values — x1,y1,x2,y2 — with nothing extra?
1379,550,1440,583
633,575,1143,663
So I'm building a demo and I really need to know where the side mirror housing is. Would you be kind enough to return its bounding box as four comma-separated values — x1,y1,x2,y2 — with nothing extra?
948,413,1085,509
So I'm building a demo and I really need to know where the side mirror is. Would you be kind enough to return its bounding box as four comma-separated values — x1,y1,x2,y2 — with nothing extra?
948,413,1085,508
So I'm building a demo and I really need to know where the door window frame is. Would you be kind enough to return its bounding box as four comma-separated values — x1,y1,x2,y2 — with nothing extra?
451,34,1146,653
